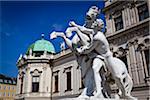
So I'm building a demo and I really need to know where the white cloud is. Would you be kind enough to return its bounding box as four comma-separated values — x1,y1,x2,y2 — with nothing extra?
52,23,63,31
5,32,11,37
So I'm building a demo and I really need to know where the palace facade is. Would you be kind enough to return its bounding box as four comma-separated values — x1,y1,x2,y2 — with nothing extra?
15,0,149,100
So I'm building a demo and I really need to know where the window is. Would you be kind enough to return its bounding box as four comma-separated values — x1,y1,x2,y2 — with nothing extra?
114,13,123,31
12,93,14,97
32,76,39,92
8,86,10,90
8,80,11,84
144,49,149,75
66,71,71,91
3,92,6,96
13,80,16,84
8,92,10,97
3,86,6,90
12,86,15,90
137,3,149,21
0,79,3,83
54,75,59,92
4,80,7,83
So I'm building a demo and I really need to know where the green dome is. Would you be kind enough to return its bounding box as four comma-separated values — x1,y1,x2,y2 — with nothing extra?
26,39,55,54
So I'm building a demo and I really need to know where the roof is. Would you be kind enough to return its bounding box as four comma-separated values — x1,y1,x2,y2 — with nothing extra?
0,74,17,85
26,38,55,54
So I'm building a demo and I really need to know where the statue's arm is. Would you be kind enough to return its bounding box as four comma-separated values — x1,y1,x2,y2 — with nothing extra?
63,36,73,49
77,40,99,54
69,21,94,34
77,26,94,35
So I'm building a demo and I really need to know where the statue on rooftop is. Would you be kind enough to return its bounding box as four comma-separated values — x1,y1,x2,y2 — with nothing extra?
50,6,137,100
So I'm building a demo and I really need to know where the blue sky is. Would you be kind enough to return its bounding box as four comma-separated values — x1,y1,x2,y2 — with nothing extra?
0,1,105,77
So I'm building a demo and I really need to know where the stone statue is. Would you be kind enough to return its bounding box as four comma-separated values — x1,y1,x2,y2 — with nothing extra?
50,6,101,99
50,6,137,100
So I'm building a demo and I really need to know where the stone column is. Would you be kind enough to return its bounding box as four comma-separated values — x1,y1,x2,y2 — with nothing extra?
16,73,21,94
130,8,134,25
27,65,32,93
132,7,137,24
24,67,29,93
127,7,131,26
124,8,128,27
45,65,51,94
128,42,139,85
111,17,115,32
39,70,44,92
43,66,47,92
59,67,64,95
136,50,145,84
134,5,139,22
122,9,126,28
126,49,132,76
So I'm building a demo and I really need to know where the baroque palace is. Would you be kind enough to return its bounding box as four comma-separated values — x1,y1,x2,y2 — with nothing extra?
15,0,149,100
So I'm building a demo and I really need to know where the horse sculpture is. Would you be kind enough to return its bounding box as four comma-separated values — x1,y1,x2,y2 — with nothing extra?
50,6,137,100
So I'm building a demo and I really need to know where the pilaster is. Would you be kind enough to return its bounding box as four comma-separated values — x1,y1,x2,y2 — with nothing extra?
127,7,131,27
127,42,139,85
27,65,32,93
122,8,126,28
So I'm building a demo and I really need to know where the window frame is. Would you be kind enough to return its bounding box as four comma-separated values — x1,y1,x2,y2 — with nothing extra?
137,3,149,21
32,76,40,92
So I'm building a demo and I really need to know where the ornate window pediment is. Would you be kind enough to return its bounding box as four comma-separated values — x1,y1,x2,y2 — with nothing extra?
30,69,42,76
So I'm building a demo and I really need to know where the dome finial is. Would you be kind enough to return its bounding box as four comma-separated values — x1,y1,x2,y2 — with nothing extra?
41,33,44,39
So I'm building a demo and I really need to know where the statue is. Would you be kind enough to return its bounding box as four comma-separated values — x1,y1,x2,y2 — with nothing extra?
50,6,137,100
51,6,100,99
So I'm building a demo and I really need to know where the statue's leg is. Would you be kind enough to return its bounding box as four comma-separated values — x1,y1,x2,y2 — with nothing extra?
115,77,126,98
84,66,95,96
92,58,104,98
78,56,94,98
100,68,112,98
124,74,137,100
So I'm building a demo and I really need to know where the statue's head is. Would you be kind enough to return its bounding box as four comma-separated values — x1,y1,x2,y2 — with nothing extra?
86,6,100,20
85,6,100,28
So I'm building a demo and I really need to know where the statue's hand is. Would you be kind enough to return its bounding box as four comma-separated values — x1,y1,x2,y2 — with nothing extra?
50,31,57,39
76,47,83,54
50,31,65,39
69,21,77,27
